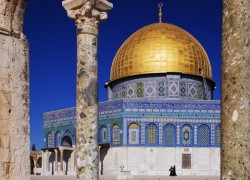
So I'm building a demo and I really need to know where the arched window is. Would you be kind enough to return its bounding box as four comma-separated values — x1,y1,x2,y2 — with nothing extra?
199,125,209,146
55,131,61,147
217,126,221,144
182,125,192,145
147,124,157,145
61,136,72,147
128,123,140,144
112,124,120,145
165,124,175,145
47,133,53,147
101,126,107,143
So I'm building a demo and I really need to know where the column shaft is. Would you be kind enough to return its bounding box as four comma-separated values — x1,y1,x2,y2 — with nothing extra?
76,28,99,179
221,0,250,179
46,150,49,172
62,1,112,179
55,150,58,172
60,149,64,172
41,151,44,175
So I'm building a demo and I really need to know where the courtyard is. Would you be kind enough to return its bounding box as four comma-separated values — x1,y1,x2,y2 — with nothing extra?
31,175,220,180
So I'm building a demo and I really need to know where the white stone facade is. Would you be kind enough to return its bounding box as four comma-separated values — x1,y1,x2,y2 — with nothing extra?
100,147,220,176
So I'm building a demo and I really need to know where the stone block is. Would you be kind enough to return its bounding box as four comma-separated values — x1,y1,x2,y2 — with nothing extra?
0,148,15,162
0,105,8,121
0,135,10,148
0,90,12,105
0,49,9,68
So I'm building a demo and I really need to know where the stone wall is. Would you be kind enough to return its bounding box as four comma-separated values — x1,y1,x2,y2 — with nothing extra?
0,0,30,179
100,147,220,176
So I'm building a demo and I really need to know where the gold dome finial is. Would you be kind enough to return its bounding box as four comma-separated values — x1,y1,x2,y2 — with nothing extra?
158,2,163,23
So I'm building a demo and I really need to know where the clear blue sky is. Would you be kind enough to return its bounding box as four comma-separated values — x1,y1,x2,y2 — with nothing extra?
24,0,222,150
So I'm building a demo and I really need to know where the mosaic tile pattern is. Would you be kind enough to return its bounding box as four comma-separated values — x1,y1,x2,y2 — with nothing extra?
44,99,221,149
194,125,197,145
180,82,187,97
109,75,213,101
177,125,180,145
136,82,144,98
144,82,156,97
121,86,126,98
211,124,215,145
141,123,145,144
159,123,163,144
127,84,135,98
188,83,197,98
169,81,179,96
157,81,166,97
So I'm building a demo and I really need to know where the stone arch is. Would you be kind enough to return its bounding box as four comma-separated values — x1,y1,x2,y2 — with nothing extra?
61,135,73,147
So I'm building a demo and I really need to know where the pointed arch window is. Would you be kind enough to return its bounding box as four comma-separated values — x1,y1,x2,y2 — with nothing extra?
182,125,192,145
112,124,120,145
101,126,108,143
47,133,53,147
129,123,140,144
165,124,175,145
199,125,209,146
55,131,61,147
147,124,157,145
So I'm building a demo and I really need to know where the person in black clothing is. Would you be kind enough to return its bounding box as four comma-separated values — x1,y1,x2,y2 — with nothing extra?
169,166,173,176
172,165,177,176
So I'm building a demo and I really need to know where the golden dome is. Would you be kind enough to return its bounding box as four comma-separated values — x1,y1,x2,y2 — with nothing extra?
110,23,212,82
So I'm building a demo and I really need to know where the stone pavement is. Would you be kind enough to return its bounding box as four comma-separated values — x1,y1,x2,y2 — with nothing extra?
31,175,220,180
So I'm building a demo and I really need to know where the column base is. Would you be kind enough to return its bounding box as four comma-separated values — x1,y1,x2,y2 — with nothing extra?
54,171,60,175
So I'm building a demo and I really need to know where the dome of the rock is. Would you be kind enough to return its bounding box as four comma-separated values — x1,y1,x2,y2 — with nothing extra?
110,23,212,82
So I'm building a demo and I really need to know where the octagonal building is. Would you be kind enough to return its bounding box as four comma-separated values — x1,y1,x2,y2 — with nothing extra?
98,22,220,176
41,18,221,177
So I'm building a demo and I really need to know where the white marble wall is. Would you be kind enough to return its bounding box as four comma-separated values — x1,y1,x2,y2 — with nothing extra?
100,147,220,176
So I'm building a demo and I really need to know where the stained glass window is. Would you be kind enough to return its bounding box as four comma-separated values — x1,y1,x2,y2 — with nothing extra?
182,126,191,145
165,124,175,145
101,127,107,143
129,123,139,144
47,133,53,147
217,126,221,144
147,124,157,145
113,124,120,145
199,125,209,145
55,131,61,147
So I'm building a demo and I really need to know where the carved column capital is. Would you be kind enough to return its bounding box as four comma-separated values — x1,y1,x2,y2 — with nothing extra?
63,0,112,34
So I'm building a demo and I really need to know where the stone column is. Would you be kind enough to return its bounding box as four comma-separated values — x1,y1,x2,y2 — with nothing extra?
55,149,58,173
0,0,30,179
62,0,112,179
60,149,64,173
45,150,49,173
221,0,250,179
34,160,37,175
41,151,44,175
